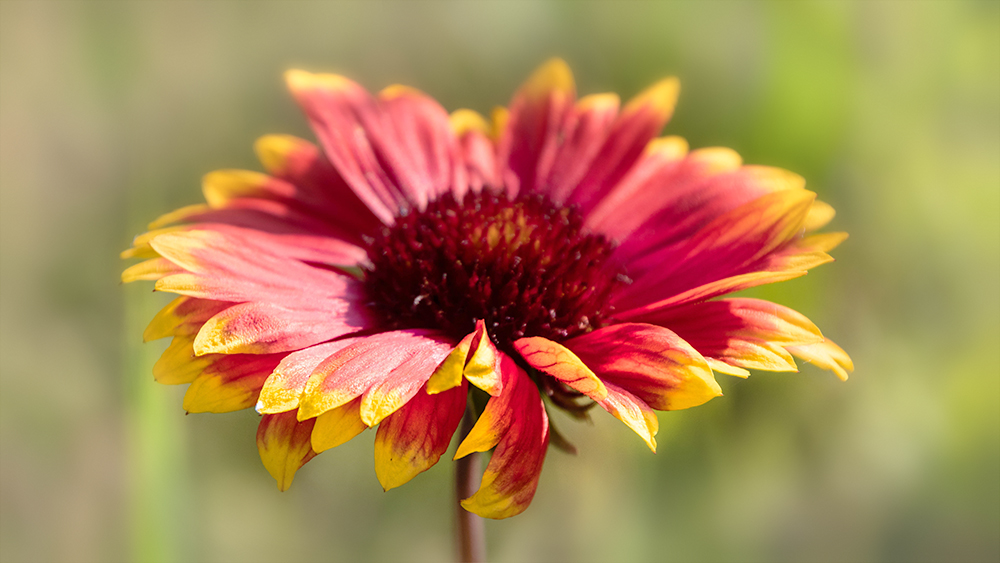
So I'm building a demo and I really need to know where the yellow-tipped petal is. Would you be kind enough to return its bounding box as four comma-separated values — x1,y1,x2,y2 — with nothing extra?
284,69,353,94
201,169,270,208
803,200,837,231
121,257,180,283
490,106,509,141
254,134,302,176
449,109,490,137
514,337,608,401
311,398,367,452
623,77,680,121
646,135,690,160
707,358,751,378
690,146,743,174
523,58,574,99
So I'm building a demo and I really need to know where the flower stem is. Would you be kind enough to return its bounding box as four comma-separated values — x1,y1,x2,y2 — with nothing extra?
456,409,486,562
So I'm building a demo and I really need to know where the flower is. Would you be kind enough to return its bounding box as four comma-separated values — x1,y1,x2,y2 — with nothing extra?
122,59,853,519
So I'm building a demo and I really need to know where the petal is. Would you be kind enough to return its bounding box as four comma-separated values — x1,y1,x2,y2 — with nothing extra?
193,301,369,355
256,411,317,491
296,330,448,420
450,109,500,196
597,382,659,452
359,336,454,426
374,380,467,491
310,396,368,453
183,353,285,413
787,338,854,381
613,189,816,312
497,58,576,198
377,85,462,206
563,323,721,411
256,339,364,414
456,354,549,519
153,335,209,385
143,297,231,342
121,257,185,283
513,336,608,401
427,319,502,396
253,134,381,237
543,93,621,204
285,69,402,223
569,77,680,213
634,298,825,373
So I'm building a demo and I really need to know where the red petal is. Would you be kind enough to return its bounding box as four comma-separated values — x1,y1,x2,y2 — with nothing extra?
455,354,549,519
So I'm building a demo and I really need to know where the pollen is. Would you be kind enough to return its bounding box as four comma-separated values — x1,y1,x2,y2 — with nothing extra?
362,190,626,352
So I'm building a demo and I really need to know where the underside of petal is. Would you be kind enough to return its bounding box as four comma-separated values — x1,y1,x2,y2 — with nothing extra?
514,336,608,401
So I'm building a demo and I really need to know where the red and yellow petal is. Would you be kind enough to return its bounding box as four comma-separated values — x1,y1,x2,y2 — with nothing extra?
256,411,317,491
182,353,284,413
497,58,576,197
787,338,854,381
256,339,364,414
564,323,721,411
455,354,549,519
426,319,502,396
373,380,467,491
296,331,450,421
513,336,608,402
310,396,368,453
570,77,680,212
638,298,826,374
598,382,659,452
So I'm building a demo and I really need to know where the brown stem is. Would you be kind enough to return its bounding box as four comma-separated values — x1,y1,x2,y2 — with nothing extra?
456,408,486,563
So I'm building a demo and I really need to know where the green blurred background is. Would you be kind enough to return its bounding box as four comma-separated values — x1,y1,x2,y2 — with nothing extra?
1,1,997,562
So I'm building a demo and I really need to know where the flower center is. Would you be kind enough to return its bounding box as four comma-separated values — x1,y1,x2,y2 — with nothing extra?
362,190,626,353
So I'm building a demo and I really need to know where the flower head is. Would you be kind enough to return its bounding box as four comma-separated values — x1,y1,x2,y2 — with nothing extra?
123,59,852,519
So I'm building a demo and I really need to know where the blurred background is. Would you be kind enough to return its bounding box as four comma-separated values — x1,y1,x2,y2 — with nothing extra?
1,1,997,562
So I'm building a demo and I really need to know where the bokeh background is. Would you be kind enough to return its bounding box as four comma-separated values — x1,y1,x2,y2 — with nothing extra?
1,1,997,562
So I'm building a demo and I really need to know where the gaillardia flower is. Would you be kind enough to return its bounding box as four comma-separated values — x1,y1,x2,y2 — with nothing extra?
123,59,852,519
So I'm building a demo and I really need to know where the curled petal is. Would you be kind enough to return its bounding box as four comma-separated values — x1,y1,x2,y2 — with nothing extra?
514,336,608,401
256,411,317,491
564,323,721,411
374,380,467,491
427,319,502,396
456,354,549,519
